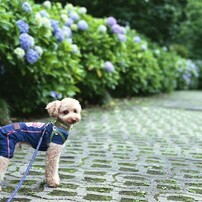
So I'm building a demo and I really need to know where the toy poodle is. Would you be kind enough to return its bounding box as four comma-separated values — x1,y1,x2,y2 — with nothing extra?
0,97,81,190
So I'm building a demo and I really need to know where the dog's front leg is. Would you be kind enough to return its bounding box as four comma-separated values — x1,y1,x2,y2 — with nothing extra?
45,143,64,187
0,156,10,191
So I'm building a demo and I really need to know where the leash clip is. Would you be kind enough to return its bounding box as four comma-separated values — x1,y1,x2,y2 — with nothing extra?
53,125,59,135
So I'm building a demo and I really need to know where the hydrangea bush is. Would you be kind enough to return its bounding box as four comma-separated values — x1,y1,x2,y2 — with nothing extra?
0,0,83,113
0,0,200,113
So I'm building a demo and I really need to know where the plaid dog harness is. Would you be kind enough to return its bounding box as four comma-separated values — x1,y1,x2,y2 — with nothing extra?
0,122,69,159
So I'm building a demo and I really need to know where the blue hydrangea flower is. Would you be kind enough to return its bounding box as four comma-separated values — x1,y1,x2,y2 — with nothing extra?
50,19,60,33
22,2,32,13
16,20,29,33
25,49,40,64
54,29,65,42
69,11,80,21
65,18,74,26
62,26,72,38
19,33,34,50
50,91,62,99
106,17,117,26
104,61,115,72
133,36,141,43
40,10,50,18
78,20,88,31
118,34,127,42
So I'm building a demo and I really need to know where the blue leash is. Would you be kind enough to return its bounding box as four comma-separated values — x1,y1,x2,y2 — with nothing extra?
7,125,48,202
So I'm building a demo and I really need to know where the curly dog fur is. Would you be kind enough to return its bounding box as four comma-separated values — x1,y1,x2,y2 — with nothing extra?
0,98,81,190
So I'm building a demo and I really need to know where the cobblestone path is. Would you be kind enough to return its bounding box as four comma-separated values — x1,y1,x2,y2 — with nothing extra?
0,91,202,202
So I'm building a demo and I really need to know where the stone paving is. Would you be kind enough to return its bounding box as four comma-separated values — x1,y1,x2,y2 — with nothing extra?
0,91,202,202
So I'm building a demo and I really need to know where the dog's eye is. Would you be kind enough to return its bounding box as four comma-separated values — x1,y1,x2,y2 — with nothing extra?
63,110,69,115
73,109,77,113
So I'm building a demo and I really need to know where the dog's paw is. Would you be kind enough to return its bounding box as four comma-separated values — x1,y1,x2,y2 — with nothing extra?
46,177,60,188
47,181,60,188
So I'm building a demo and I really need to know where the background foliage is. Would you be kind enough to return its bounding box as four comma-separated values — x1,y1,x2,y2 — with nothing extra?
0,0,201,118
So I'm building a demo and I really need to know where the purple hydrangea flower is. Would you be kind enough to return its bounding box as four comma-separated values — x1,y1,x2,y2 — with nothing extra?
78,20,88,31
111,24,122,34
106,17,117,26
104,61,115,72
134,36,141,43
120,26,126,34
65,18,74,26
19,33,34,50
118,34,127,42
22,2,32,13
25,49,40,64
69,11,80,21
50,91,62,99
16,20,29,33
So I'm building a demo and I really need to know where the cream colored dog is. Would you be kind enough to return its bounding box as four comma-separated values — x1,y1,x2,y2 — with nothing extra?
0,98,81,190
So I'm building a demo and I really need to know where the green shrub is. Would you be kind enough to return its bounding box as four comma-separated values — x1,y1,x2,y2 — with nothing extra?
72,15,120,102
152,47,179,92
0,99,10,125
114,32,162,97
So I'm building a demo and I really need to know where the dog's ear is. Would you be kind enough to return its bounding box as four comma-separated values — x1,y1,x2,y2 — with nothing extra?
45,100,61,117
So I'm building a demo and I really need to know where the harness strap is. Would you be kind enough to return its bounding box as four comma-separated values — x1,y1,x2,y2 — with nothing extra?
50,130,66,143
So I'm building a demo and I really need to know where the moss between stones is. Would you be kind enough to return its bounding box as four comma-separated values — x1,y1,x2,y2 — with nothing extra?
84,194,112,201
184,174,202,179
157,184,180,190
49,190,77,196
189,188,202,194
119,167,139,172
119,190,146,197
124,181,149,187
120,199,147,202
10,180,36,186
91,164,111,168
84,177,105,183
60,168,77,173
146,170,165,175
2,198,30,202
167,195,195,202
87,187,112,193
60,183,79,189
84,171,107,176
118,162,136,167
59,174,75,179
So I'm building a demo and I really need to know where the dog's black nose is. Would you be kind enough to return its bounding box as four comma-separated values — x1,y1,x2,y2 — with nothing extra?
71,119,77,124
